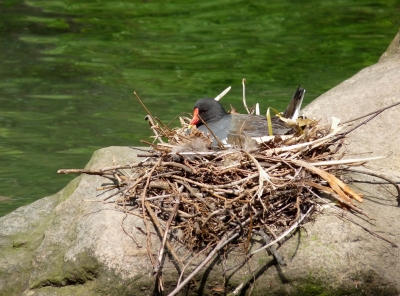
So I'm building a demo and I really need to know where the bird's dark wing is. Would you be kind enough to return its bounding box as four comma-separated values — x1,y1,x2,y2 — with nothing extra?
228,114,292,138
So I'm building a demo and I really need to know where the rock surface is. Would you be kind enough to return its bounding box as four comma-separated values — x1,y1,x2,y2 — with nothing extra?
1,31,400,295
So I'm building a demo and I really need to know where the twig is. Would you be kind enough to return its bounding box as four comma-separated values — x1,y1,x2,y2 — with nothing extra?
333,106,390,142
307,188,397,248
309,156,385,167
341,100,400,124
336,213,398,247
134,91,153,119
242,78,250,114
171,173,258,189
141,159,161,270
250,206,313,255
168,231,240,296
230,228,287,296
145,115,165,143
242,150,275,196
259,227,286,266
214,86,232,101
154,186,181,288
342,168,400,206
177,244,214,286
197,113,226,149
102,169,153,202
262,125,343,155
99,161,194,174
143,185,184,272
175,180,214,210
201,209,229,229
57,169,107,175
121,214,142,248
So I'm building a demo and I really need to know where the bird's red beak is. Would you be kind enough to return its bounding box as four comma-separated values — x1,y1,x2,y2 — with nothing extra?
188,108,200,129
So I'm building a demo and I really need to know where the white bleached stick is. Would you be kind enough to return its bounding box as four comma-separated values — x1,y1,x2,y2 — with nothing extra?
310,156,385,166
214,86,231,101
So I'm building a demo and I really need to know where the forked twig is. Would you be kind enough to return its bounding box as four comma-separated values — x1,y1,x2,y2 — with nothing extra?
145,115,165,143
342,168,400,206
333,101,400,144
342,100,400,124
307,188,397,247
250,206,313,255
168,231,240,296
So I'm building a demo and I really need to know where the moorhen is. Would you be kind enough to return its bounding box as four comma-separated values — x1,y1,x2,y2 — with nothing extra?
188,86,305,146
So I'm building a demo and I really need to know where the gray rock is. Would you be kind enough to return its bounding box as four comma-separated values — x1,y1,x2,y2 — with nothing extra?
0,177,80,296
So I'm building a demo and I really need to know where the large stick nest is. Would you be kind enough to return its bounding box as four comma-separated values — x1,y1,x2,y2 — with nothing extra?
90,114,370,252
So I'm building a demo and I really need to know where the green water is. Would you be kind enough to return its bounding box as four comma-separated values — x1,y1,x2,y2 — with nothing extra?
0,0,399,217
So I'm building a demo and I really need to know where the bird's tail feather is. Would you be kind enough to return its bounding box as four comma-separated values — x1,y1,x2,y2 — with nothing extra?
283,86,305,120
